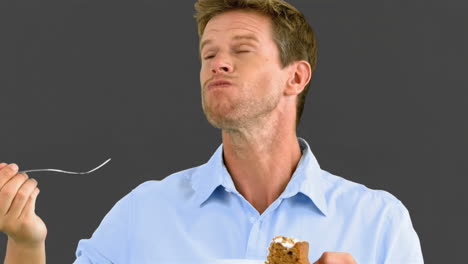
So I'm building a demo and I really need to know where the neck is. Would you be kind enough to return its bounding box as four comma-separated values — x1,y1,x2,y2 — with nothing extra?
221,117,301,215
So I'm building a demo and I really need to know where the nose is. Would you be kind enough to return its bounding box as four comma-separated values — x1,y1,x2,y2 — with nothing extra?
210,54,233,74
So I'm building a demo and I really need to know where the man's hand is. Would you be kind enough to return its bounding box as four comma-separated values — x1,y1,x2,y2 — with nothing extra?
313,252,358,264
0,162,47,246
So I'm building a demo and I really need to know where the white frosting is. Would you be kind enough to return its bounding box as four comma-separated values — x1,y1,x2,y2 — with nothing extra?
273,236,303,249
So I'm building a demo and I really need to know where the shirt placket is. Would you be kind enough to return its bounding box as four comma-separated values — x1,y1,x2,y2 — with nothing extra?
244,198,283,259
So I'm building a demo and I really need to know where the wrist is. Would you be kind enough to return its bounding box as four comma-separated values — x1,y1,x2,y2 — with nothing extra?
8,235,45,248
5,237,46,264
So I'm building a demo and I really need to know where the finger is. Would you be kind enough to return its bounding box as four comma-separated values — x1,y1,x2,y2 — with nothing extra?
21,187,39,219
315,252,331,264
314,252,355,264
8,178,38,219
0,163,8,169
0,173,29,215
0,163,20,190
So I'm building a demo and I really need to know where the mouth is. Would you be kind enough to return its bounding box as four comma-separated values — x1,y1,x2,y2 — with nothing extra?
206,79,233,91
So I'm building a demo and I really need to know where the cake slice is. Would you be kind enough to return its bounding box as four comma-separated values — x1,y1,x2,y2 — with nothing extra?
265,235,310,264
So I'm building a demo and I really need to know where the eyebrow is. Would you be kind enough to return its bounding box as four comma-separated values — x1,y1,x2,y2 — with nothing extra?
200,34,260,51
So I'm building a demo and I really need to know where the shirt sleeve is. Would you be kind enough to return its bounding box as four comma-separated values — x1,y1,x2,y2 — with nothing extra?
379,201,424,264
73,190,134,264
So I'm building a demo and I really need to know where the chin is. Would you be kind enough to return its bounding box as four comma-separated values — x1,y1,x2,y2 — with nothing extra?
204,111,243,130
202,100,253,130
205,114,232,129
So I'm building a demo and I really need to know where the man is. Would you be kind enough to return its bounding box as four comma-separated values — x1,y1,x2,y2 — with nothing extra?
0,0,424,263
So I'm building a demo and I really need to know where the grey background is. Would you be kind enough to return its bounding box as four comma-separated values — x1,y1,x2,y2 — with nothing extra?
0,0,466,263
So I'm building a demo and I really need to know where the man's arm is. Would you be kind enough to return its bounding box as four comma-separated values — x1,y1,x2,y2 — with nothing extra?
0,163,47,264
73,185,135,264
378,201,424,264
4,239,45,264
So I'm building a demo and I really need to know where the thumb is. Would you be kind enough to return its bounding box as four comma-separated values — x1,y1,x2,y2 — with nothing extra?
22,188,40,219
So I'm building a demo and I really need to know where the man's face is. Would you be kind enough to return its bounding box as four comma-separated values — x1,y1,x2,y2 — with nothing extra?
200,10,289,130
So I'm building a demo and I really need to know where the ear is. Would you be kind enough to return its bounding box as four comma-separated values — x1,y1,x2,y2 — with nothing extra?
284,60,312,96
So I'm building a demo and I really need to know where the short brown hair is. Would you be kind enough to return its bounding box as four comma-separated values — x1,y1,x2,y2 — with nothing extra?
194,0,318,127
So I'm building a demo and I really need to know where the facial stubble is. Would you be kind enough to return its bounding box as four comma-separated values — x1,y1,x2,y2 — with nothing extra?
201,84,281,131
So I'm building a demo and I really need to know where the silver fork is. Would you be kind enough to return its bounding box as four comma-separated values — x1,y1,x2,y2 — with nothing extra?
19,158,111,174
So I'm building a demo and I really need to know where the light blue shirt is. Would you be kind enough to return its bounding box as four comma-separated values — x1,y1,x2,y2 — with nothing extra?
74,138,423,264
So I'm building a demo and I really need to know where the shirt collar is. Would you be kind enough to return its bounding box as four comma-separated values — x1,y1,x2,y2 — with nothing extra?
191,144,231,206
191,137,328,216
280,138,328,216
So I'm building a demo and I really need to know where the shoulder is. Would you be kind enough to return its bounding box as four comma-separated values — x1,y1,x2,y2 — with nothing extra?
321,170,408,217
128,164,203,202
